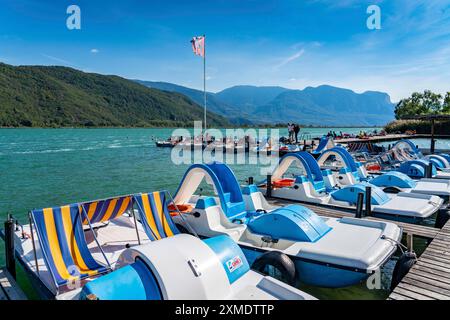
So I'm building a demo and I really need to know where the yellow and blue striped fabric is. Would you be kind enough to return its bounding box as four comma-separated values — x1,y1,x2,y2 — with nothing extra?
133,192,180,241
81,196,132,224
31,204,108,287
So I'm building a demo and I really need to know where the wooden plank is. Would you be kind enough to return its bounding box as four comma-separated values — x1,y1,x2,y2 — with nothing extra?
421,253,450,264
413,264,450,281
419,257,450,270
409,269,450,285
405,273,450,292
388,291,414,300
0,269,27,300
416,260,450,274
397,281,450,300
388,218,450,300
392,285,435,300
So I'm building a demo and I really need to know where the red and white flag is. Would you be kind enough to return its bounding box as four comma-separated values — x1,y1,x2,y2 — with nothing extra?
191,36,205,57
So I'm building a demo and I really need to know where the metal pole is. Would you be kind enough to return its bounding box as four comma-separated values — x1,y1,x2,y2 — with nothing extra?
356,193,364,218
431,119,435,154
365,186,372,216
5,214,16,279
29,213,39,275
203,34,206,131
267,175,272,198
130,198,142,245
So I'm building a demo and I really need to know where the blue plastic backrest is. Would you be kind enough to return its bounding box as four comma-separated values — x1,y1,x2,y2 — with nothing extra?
223,192,231,203
195,197,217,209
321,169,332,176
242,185,258,195
203,235,250,284
80,259,162,300
429,157,446,169
339,167,351,174
370,171,417,189
440,154,450,163
295,175,308,184
398,160,437,178
330,182,390,205
247,205,331,242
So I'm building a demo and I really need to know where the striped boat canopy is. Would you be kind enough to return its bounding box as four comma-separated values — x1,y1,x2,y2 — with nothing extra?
133,191,180,241
81,195,133,224
31,203,109,288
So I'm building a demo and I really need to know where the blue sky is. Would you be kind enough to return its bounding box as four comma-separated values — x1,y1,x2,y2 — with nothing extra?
0,0,449,101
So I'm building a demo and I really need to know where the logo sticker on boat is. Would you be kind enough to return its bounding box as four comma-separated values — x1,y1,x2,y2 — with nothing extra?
226,255,243,272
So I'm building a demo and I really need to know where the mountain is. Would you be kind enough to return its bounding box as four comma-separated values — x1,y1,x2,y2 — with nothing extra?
0,63,229,127
135,80,250,124
252,85,395,126
215,85,289,112
135,81,394,126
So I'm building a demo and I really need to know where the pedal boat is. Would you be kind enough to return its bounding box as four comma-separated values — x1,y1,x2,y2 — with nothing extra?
261,152,443,223
170,162,402,288
6,192,313,300
317,147,450,200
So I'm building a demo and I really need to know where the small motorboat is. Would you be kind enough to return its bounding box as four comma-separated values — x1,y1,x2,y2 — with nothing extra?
170,162,402,288
260,152,443,223
7,192,313,300
155,136,182,148
317,147,450,199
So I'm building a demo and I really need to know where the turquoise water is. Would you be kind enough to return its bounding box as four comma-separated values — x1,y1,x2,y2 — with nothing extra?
380,138,450,151
0,127,415,300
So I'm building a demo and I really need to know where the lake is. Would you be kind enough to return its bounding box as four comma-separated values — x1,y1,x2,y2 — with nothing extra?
1,127,430,300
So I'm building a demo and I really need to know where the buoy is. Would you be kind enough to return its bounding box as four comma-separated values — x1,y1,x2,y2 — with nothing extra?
435,206,450,229
252,251,297,286
390,251,417,291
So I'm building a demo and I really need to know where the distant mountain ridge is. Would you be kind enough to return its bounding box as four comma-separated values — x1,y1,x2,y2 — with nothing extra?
0,63,229,127
137,81,395,126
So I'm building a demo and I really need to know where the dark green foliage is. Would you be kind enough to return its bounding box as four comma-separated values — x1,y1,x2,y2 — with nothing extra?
385,119,450,135
0,63,229,127
395,90,450,120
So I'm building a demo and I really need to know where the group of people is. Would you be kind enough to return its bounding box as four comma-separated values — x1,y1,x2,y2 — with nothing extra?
287,123,301,143
326,131,344,139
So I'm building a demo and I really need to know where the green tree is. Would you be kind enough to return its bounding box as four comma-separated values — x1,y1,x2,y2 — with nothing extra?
443,92,450,113
395,90,445,119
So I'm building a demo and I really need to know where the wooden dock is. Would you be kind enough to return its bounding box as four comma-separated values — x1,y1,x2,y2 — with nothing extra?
0,268,27,300
267,196,450,300
389,219,450,300
337,133,450,145
267,197,440,239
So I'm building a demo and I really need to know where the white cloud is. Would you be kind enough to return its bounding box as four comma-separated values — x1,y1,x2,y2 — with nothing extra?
90,48,99,54
41,53,73,65
274,49,305,69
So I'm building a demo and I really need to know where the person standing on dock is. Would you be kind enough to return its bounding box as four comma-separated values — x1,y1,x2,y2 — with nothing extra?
287,123,294,143
294,124,300,144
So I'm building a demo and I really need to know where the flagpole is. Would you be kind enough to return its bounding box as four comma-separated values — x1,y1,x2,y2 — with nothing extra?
203,34,207,132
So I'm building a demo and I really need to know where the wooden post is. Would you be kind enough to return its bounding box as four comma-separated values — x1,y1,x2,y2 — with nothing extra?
4,215,16,279
431,119,435,154
356,193,364,218
365,186,372,216
267,175,272,198
425,163,433,178
407,233,414,252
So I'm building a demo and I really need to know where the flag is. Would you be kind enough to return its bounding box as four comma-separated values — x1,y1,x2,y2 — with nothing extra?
191,36,205,57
